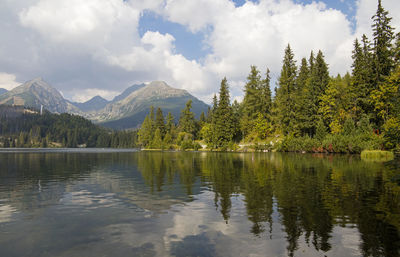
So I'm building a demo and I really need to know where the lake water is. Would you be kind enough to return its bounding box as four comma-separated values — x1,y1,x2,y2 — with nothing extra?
0,150,399,257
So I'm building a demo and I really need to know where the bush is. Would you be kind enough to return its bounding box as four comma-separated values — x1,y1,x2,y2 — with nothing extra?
322,133,382,153
276,135,320,152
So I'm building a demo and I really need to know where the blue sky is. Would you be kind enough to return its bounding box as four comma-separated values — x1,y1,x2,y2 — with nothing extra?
0,0,398,103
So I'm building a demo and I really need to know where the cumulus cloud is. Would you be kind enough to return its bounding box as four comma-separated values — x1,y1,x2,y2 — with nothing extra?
0,73,21,90
0,0,398,103
66,88,120,102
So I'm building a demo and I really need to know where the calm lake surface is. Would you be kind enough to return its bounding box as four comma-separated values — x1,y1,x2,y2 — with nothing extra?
0,150,399,257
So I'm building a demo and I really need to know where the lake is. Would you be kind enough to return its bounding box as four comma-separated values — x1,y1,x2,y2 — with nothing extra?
0,150,399,257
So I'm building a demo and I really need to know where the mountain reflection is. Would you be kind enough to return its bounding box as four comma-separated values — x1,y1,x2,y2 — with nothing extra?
0,151,399,257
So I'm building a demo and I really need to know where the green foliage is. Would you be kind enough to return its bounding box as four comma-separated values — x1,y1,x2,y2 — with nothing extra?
0,106,137,148
315,119,327,142
360,150,394,162
275,44,297,135
150,128,163,149
213,78,234,147
276,135,320,153
179,100,196,135
382,117,400,149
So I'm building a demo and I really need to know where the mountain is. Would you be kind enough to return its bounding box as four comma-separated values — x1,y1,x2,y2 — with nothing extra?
112,83,145,102
88,81,209,129
0,78,209,130
0,78,80,113
71,95,109,112
0,88,7,95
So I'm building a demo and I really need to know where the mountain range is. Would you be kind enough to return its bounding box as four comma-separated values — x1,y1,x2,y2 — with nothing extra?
0,78,209,129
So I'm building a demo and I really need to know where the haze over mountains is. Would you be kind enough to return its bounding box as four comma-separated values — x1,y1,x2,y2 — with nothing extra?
0,78,209,129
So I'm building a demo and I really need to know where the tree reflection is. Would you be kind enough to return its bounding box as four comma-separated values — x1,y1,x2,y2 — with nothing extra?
5,151,397,256
135,152,400,256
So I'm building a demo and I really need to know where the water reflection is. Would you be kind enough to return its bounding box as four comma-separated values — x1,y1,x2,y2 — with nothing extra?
0,151,399,257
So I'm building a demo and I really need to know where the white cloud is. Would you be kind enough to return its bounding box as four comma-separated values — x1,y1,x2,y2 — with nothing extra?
1,0,399,104
66,88,120,102
0,73,21,90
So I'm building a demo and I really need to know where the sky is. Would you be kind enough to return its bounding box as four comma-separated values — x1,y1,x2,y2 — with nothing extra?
0,0,399,103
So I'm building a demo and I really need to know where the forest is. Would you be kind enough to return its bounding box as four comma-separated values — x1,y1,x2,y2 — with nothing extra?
0,105,137,148
138,0,400,153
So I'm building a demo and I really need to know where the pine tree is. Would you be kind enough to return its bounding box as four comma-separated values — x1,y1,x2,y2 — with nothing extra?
243,66,262,120
155,107,166,137
150,128,163,149
166,112,175,135
138,115,153,147
351,35,374,115
372,0,395,84
260,68,272,118
275,44,297,135
178,100,196,135
302,50,330,136
295,58,310,136
213,77,234,147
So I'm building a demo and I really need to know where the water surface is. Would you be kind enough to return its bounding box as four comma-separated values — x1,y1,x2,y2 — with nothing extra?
0,150,399,257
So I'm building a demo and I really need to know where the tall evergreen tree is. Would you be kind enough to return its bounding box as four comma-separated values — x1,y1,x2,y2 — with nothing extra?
138,115,153,147
302,50,330,136
351,36,374,115
260,68,272,118
275,44,297,135
372,0,395,84
155,107,166,137
213,78,234,147
166,112,175,134
295,57,310,135
178,100,196,135
243,66,263,120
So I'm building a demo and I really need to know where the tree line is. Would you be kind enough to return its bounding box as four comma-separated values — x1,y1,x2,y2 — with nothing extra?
138,0,400,153
0,105,137,148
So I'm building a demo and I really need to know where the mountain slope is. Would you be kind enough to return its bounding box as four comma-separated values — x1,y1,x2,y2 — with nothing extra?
0,78,79,113
89,81,209,129
112,83,145,103
71,95,109,112
0,88,7,95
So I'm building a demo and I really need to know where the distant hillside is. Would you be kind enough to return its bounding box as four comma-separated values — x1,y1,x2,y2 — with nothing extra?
0,88,7,95
0,105,137,148
0,78,79,113
89,81,209,129
71,95,109,112
111,83,145,103
0,78,209,130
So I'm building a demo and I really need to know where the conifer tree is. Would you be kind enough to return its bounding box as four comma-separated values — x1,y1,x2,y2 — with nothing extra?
295,58,310,135
178,100,196,135
351,36,374,115
302,50,330,136
150,128,163,149
138,115,153,147
275,44,297,135
260,68,272,117
166,112,175,134
213,77,234,147
243,66,262,120
372,0,395,84
155,107,166,137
